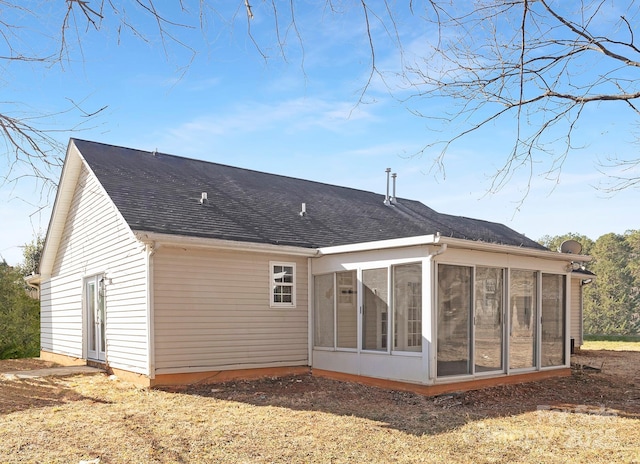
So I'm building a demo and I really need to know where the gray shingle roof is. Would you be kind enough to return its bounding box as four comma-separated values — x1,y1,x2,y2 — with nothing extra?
73,139,546,250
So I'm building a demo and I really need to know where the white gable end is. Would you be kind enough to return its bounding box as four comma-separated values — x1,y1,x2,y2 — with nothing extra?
40,149,149,375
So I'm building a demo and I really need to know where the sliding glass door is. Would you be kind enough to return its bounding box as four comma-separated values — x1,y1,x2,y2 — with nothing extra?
509,270,537,369
85,275,106,362
437,265,505,377
541,273,566,367
475,267,504,373
437,264,473,376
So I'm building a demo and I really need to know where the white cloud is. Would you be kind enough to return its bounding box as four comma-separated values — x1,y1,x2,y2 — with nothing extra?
156,96,377,150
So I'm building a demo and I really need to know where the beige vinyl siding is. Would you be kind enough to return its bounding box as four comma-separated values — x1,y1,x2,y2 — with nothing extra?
41,164,149,374
570,277,583,348
153,247,308,373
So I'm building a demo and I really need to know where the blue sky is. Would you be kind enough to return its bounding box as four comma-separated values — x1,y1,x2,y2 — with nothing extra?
1,2,638,265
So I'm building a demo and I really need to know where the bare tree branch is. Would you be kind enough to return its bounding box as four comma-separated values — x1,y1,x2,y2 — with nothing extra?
1,0,640,212
392,1,640,201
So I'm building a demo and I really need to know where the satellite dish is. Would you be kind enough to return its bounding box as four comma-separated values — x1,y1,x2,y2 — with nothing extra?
559,239,582,254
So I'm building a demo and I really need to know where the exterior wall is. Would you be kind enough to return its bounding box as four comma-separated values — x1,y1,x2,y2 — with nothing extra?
152,247,309,375
570,277,583,348
40,164,149,374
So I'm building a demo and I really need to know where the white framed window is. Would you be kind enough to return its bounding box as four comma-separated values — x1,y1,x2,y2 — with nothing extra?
270,262,296,308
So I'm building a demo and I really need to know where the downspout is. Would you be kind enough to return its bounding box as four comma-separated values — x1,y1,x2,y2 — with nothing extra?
424,242,448,384
579,277,593,349
307,249,323,370
307,257,313,369
145,241,158,381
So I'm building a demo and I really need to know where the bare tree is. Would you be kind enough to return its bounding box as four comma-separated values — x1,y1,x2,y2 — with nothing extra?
2,1,640,200
397,1,640,196
0,1,111,196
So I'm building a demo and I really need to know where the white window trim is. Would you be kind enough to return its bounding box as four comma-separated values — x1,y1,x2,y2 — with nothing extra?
270,261,297,308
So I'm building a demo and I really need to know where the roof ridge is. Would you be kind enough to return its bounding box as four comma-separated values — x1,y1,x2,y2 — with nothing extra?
72,138,420,202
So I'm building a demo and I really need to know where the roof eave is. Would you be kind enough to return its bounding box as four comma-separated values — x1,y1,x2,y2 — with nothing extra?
39,140,84,278
436,236,592,262
319,234,592,262
133,231,320,257
318,234,440,255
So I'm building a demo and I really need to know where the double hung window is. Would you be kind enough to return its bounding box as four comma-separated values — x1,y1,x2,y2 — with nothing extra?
270,262,296,308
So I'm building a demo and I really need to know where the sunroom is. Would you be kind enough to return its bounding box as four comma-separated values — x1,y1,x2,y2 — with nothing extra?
310,235,580,388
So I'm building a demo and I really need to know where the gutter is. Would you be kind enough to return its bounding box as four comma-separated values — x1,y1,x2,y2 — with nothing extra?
25,273,42,290
318,234,591,263
435,236,592,263
318,234,439,255
134,231,319,257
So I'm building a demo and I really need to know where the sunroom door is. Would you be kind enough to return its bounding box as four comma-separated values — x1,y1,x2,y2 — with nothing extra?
437,264,473,376
474,267,504,373
85,275,106,362
437,264,505,377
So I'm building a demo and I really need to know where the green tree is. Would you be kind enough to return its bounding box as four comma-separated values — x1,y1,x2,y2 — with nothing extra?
17,234,45,278
584,233,638,335
538,233,594,256
623,230,640,333
0,262,40,359
538,232,639,335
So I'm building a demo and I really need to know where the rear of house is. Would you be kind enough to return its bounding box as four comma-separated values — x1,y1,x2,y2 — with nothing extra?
36,139,590,391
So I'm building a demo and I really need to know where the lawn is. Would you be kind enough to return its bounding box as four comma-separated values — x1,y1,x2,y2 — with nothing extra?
0,343,638,463
582,339,640,352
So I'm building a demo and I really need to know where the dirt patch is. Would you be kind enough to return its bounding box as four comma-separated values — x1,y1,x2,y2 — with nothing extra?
0,358,60,373
0,348,638,463
179,349,640,434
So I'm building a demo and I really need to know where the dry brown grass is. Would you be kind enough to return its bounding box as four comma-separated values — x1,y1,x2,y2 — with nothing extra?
0,345,639,463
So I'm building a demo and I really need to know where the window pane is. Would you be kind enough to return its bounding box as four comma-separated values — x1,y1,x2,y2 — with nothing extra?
542,273,565,367
475,267,504,373
509,270,537,369
393,263,422,352
273,285,292,303
87,282,96,352
437,264,472,376
314,274,334,348
98,279,106,354
362,268,388,351
274,265,293,282
337,271,357,349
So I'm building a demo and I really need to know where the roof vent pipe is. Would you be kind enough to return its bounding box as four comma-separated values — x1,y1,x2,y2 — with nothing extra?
391,172,397,203
200,192,208,204
299,203,307,217
384,168,391,205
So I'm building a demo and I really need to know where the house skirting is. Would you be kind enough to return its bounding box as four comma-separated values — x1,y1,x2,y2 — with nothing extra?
313,368,571,397
38,350,571,394
150,366,311,388
39,351,312,388
40,350,88,367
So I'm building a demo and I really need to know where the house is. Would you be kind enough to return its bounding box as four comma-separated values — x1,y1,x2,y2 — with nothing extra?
35,139,591,392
